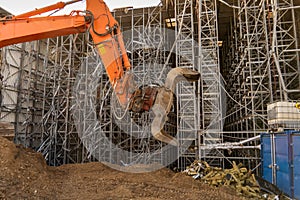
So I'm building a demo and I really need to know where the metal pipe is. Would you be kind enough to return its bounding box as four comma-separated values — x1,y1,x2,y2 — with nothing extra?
65,0,83,6
14,0,83,19
270,133,277,185
279,5,300,10
198,135,261,150
199,145,260,150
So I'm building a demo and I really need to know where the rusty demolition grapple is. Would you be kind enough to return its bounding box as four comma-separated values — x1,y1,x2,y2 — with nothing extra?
128,68,200,146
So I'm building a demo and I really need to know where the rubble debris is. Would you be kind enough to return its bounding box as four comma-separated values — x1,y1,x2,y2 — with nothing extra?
0,137,244,200
183,160,286,199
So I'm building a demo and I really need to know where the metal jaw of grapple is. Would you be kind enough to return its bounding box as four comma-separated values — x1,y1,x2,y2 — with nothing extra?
151,68,200,146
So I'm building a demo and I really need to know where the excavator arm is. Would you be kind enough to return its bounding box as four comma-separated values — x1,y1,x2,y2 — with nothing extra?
0,0,134,108
0,0,200,145
0,0,130,87
0,14,87,47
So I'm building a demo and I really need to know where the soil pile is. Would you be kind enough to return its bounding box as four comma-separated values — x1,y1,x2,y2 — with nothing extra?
0,136,245,199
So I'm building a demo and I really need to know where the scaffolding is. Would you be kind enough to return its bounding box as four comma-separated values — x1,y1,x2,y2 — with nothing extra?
1,42,44,148
175,0,199,170
70,5,182,170
0,0,299,172
38,35,87,165
222,0,300,172
198,0,224,167
0,35,88,166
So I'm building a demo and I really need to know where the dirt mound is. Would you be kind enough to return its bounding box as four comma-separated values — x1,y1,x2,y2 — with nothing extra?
0,136,54,199
0,137,245,199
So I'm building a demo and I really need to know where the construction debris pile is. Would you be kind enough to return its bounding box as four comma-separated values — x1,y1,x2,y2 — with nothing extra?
183,160,279,199
0,136,245,200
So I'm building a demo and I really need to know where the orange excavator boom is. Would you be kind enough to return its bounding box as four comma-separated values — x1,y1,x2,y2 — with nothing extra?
0,14,87,48
0,0,131,102
12,0,83,19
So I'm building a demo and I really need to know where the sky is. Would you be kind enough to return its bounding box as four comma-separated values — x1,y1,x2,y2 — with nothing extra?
0,0,160,15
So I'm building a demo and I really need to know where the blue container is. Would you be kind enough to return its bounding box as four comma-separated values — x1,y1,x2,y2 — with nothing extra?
261,131,300,199
292,134,300,198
